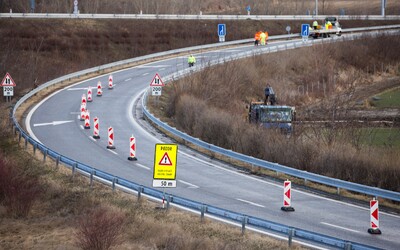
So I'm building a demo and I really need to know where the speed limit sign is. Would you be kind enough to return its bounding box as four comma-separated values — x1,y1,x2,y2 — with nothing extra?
151,86,162,96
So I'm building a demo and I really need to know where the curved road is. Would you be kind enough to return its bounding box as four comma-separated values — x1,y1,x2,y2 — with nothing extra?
27,38,400,249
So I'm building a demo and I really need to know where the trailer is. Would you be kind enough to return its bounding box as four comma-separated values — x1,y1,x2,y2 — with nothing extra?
309,17,342,39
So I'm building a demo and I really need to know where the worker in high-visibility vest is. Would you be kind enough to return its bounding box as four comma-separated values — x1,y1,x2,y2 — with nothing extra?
260,32,267,46
188,54,196,67
264,31,269,44
312,20,318,30
254,31,261,46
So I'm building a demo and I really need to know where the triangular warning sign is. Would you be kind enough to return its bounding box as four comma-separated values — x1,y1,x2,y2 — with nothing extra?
159,152,172,166
150,73,165,87
1,72,16,87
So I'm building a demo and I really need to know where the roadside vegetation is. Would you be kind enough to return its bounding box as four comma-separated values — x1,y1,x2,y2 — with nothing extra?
156,34,400,192
2,0,400,15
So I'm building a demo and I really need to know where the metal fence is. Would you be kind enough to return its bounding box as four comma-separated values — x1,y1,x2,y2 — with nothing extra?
1,13,400,21
10,28,399,249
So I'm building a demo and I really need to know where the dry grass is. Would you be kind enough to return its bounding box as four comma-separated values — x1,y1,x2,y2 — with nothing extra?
2,0,400,15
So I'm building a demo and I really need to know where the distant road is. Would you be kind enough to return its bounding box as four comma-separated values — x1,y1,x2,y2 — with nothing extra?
1,13,400,20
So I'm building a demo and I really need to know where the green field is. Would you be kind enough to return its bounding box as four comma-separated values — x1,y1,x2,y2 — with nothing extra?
360,127,400,148
370,87,400,108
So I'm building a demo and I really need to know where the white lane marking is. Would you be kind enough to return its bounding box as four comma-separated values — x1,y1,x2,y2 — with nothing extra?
136,163,150,170
34,120,74,127
70,112,80,115
178,180,199,189
137,65,170,68
67,87,88,91
125,78,132,82
107,149,118,155
177,63,183,66
88,136,96,142
80,125,84,130
160,68,165,71
142,73,149,76
236,198,265,208
321,222,361,233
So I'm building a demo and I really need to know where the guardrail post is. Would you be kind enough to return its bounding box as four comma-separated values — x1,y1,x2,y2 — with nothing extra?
33,144,37,155
112,177,116,192
55,156,60,169
304,179,308,185
72,163,77,179
137,186,143,201
43,149,47,162
166,195,172,211
337,187,341,196
344,241,352,250
24,136,28,149
288,228,295,247
241,216,248,235
200,205,207,222
90,169,94,188
18,131,21,142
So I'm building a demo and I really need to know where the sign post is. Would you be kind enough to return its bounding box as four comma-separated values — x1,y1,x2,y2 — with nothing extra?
218,24,226,42
301,24,310,42
1,72,16,102
153,143,178,188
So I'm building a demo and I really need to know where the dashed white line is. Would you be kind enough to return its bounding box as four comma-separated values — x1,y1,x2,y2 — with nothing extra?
178,180,199,189
142,73,149,76
125,78,132,82
160,68,165,71
320,222,360,233
136,163,150,170
236,198,265,208
107,149,118,155
80,125,84,130
88,136,96,142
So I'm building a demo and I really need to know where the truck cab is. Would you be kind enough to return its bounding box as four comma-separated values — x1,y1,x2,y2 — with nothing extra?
248,102,296,133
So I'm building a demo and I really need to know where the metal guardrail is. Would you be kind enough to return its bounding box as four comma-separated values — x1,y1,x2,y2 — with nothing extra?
1,13,400,20
10,28,399,249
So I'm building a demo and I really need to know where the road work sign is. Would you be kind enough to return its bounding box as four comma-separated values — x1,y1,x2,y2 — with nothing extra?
153,143,178,188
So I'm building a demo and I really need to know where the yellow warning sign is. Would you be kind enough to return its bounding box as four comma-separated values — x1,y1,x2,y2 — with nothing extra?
153,144,178,180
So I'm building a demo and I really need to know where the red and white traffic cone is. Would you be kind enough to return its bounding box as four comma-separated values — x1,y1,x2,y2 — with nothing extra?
87,86,93,102
108,75,113,89
97,81,102,96
368,198,382,234
84,110,90,129
281,180,295,212
128,135,138,161
80,103,86,121
93,117,100,139
81,94,87,106
107,126,115,149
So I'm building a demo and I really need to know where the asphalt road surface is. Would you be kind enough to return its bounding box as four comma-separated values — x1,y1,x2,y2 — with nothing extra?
27,39,400,249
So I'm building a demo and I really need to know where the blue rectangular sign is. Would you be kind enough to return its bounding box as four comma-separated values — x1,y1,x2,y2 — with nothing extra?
218,24,226,36
301,24,310,37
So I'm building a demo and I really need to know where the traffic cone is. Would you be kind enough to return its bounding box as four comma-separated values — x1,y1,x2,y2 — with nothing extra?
128,135,137,161
80,103,86,121
368,198,382,234
97,81,102,96
93,117,100,139
107,126,115,149
84,110,90,129
281,180,295,212
108,75,113,89
81,94,87,106
87,86,93,102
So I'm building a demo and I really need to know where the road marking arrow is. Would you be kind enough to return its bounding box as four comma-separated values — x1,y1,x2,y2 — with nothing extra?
33,120,74,127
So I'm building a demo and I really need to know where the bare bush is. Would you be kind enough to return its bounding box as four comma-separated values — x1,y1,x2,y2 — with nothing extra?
75,206,125,250
0,154,41,218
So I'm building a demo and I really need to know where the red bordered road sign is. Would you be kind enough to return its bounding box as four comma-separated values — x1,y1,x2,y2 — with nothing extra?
1,72,16,87
150,73,165,87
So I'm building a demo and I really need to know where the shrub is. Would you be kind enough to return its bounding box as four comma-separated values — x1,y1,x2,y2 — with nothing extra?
75,206,125,250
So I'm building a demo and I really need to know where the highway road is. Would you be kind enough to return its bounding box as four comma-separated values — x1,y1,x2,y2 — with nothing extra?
26,38,400,249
